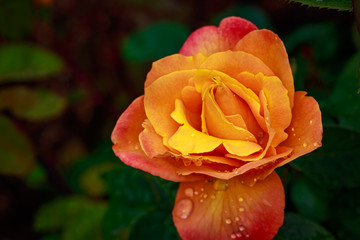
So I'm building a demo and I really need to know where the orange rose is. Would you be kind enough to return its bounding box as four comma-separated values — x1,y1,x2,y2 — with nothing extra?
112,17,322,240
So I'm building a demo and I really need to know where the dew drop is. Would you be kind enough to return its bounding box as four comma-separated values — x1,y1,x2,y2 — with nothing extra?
236,232,242,238
203,194,208,199
128,140,132,144
235,217,240,221
239,225,245,231
310,120,313,124
239,207,245,212
291,127,295,132
174,199,193,219
314,142,318,147
200,188,204,192
210,194,216,200
191,133,195,137
230,233,236,239
245,234,250,238
134,145,139,150
238,197,244,202
225,218,232,224
184,188,194,198
194,191,199,195
200,199,204,203
303,143,307,147
213,179,229,191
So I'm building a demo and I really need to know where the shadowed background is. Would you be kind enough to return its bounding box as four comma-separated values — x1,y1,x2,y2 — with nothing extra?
0,0,358,239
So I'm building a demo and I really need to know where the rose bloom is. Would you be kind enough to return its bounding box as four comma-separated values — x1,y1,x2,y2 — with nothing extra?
112,17,322,240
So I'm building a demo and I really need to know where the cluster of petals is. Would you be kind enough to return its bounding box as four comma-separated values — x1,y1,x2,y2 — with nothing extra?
111,17,322,240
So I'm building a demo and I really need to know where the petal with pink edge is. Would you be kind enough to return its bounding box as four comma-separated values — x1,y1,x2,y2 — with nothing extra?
172,172,285,240
180,17,257,57
111,96,204,182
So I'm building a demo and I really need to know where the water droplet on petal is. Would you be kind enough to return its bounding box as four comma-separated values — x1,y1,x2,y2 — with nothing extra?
310,120,313,124
174,199,193,219
203,194,208,199
291,127,295,132
128,140,132,144
194,191,199,195
236,232,242,238
239,207,245,212
303,143,307,147
184,188,194,198
225,218,232,224
235,217,240,221
230,233,236,239
210,194,216,200
239,225,245,231
134,145,139,150
314,142,318,147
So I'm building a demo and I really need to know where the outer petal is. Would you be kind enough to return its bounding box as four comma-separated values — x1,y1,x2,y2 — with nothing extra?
234,30,295,108
172,172,285,240
180,17,257,57
111,96,204,182
278,91,323,166
176,146,292,181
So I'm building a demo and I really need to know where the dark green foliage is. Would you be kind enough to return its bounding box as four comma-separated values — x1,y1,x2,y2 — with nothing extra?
274,213,336,240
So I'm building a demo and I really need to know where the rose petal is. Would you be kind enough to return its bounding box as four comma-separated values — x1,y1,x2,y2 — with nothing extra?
111,96,203,182
234,30,295,107
258,73,292,146
200,51,274,78
180,17,257,57
145,53,205,88
139,119,169,158
172,172,285,240
145,70,197,142
204,86,256,141
278,91,323,166
176,146,292,180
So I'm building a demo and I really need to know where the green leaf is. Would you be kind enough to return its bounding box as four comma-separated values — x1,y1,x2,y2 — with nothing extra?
288,0,353,11
128,209,180,240
274,213,336,240
0,0,34,40
291,126,360,188
34,196,106,240
0,114,35,177
63,202,106,240
65,141,119,194
0,44,63,82
0,86,67,121
122,21,190,63
290,177,330,221
328,53,360,132
79,162,121,197
329,188,360,239
101,167,161,240
284,22,338,61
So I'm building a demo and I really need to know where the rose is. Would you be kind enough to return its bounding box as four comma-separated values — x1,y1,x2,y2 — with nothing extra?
112,17,322,240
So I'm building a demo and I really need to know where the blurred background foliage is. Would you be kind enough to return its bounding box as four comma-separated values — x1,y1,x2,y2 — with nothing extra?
0,0,359,239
